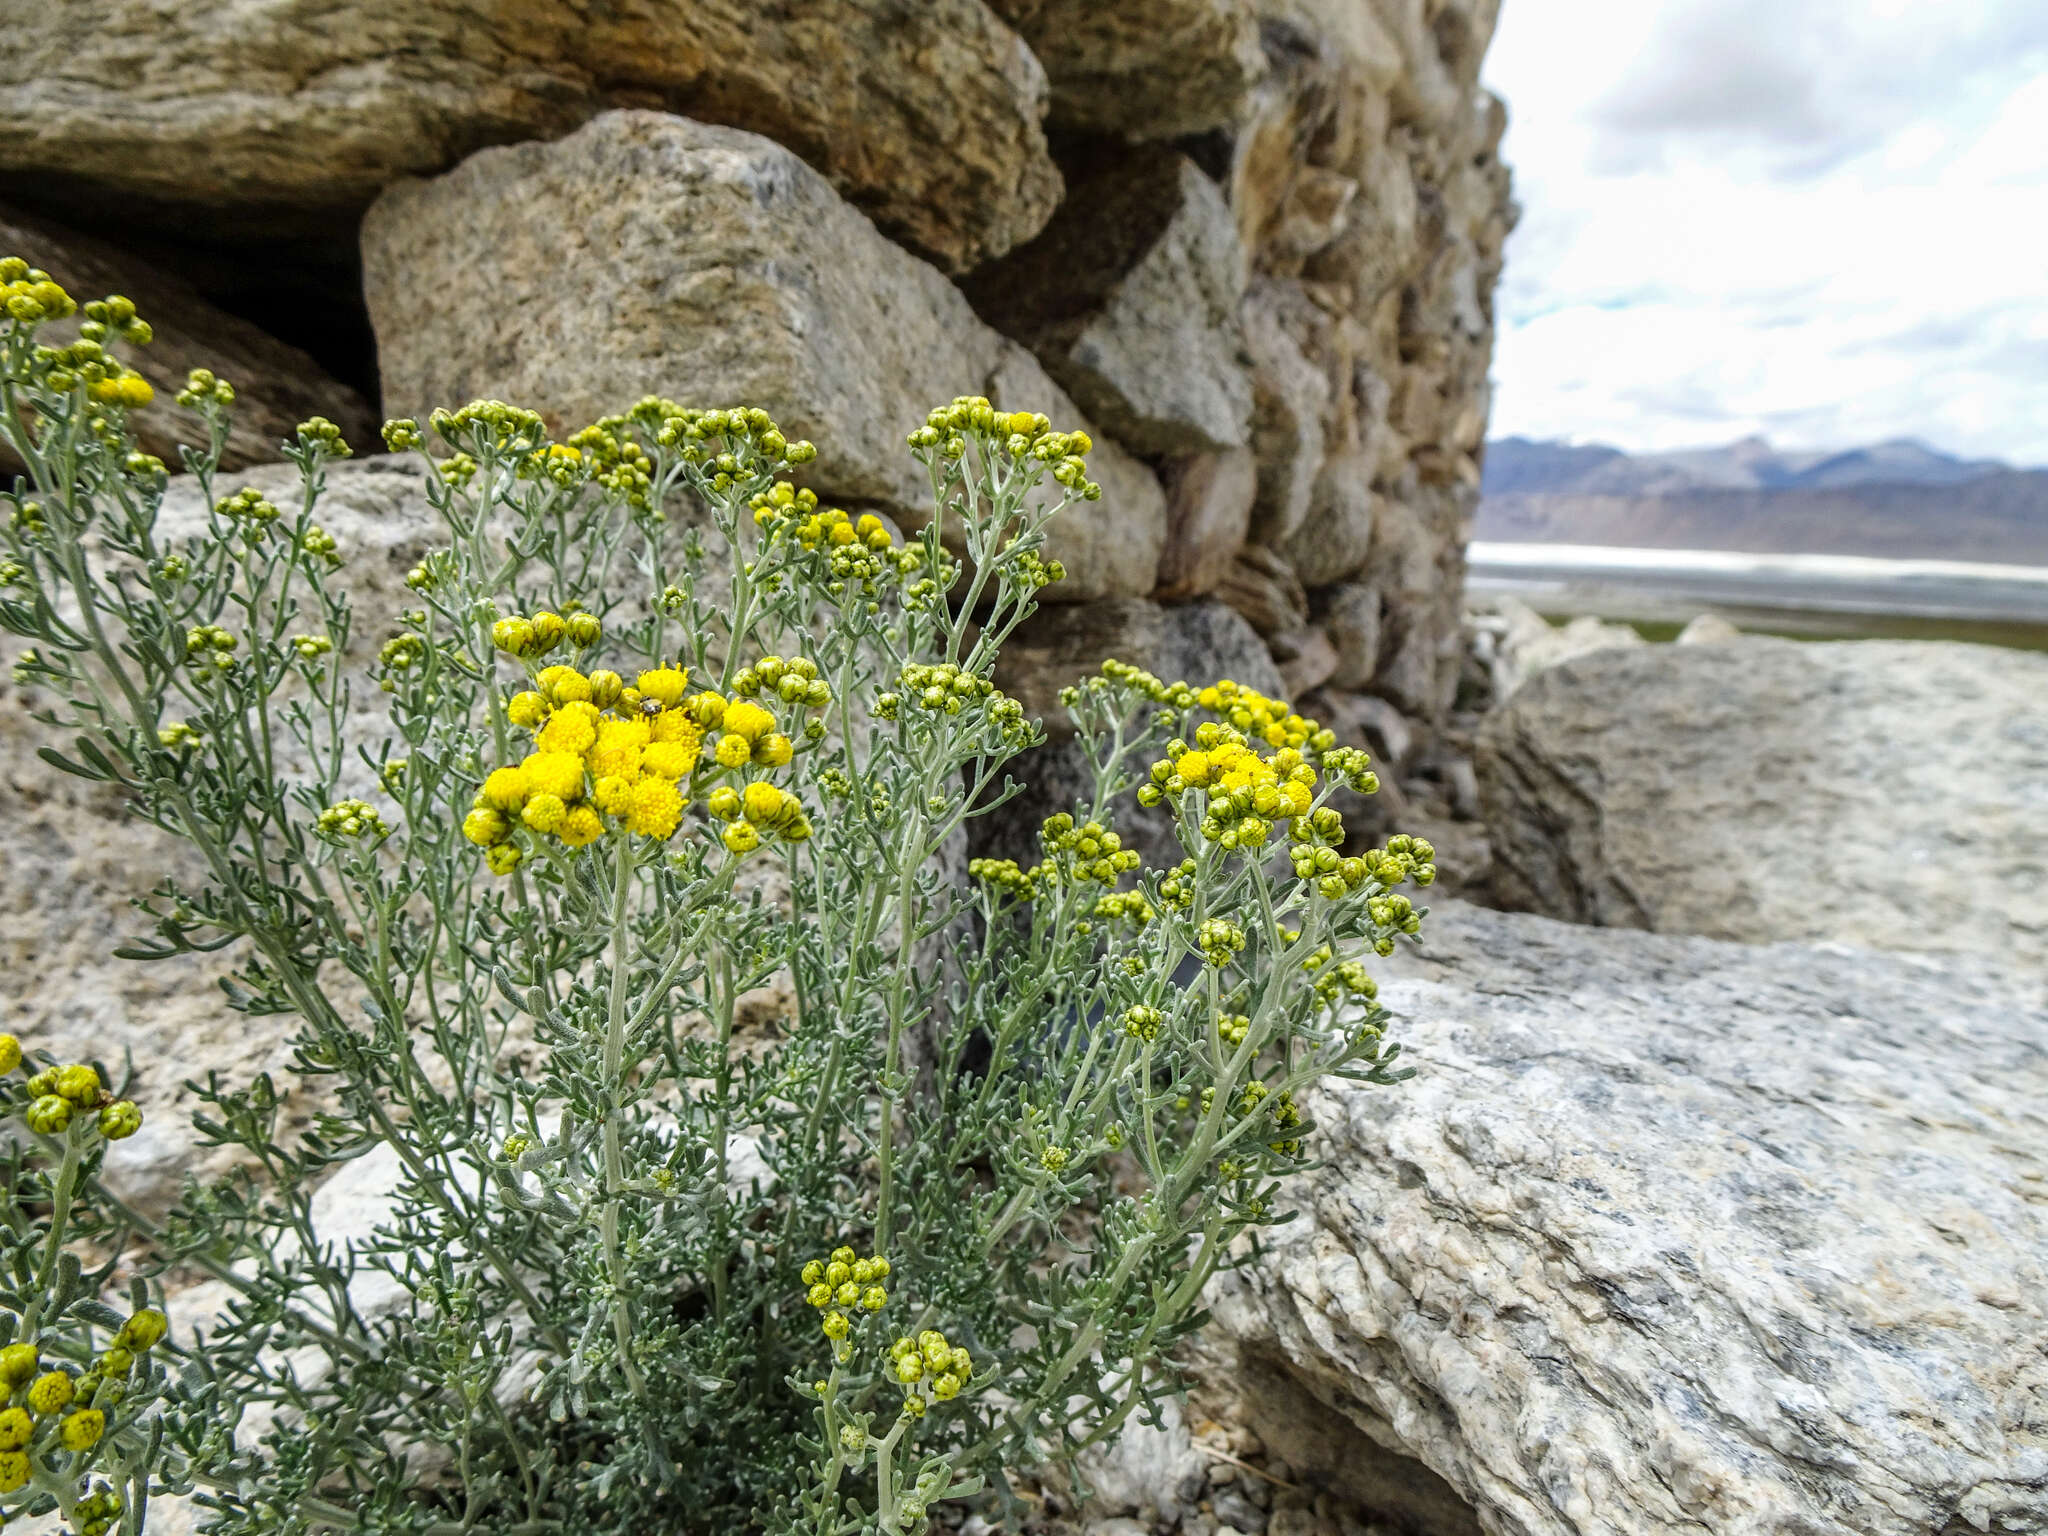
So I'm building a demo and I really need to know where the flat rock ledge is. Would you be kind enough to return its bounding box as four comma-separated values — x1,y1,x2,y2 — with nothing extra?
1203,901,2048,1536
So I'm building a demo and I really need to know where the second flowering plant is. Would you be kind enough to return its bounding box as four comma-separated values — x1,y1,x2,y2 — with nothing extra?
0,262,1431,1535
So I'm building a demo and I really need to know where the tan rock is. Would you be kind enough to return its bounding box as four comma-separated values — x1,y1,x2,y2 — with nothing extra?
965,149,1252,457
1155,449,1257,601
0,203,375,472
1282,448,1377,587
0,0,1059,273
1215,546,1309,638
364,112,1162,602
1241,281,1330,547
1273,626,1338,698
1314,583,1381,689
986,0,1266,139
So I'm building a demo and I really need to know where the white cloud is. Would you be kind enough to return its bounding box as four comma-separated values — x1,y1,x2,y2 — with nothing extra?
1481,0,2048,463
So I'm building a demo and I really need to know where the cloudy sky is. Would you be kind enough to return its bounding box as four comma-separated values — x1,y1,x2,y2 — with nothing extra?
1481,1,2048,463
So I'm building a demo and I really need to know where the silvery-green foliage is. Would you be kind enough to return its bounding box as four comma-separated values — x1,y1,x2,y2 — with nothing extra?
0,262,1430,1535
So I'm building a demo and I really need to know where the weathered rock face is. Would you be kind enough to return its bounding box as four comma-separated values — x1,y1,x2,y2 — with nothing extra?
986,0,1266,140
0,0,1060,273
1156,449,1258,601
363,112,1165,603
1205,900,2048,1536
1477,637,2048,969
964,148,1253,458
1467,596,1642,702
1,457,445,1214
0,203,375,471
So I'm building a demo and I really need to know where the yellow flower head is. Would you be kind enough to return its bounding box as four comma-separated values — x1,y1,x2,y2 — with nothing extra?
637,667,689,708
626,777,683,839
537,701,599,755
642,739,699,780
507,690,549,728
1176,751,1212,786
743,781,788,826
486,842,523,876
754,733,794,767
714,733,753,769
650,710,699,745
723,820,761,853
481,765,529,812
687,691,728,728
722,699,776,744
593,774,633,814
558,805,605,848
59,1408,104,1451
462,807,511,847
522,751,586,802
587,669,624,707
521,793,568,834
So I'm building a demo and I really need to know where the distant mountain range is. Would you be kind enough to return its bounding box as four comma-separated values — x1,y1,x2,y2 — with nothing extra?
1476,436,2048,564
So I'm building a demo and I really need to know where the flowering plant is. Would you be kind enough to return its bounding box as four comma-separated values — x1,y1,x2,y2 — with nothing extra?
0,257,1430,1535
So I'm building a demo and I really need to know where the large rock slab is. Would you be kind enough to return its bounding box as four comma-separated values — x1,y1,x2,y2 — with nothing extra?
0,203,375,471
1206,901,2048,1536
986,0,1265,139
965,149,1253,458
0,0,1059,273
364,111,1164,603
1477,638,2048,969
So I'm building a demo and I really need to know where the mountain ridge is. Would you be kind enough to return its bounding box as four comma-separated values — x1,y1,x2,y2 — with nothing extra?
1477,436,2047,563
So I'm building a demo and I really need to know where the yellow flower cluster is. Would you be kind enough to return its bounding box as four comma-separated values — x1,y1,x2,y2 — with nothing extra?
906,396,1100,500
464,659,818,871
0,1307,163,1496
1142,724,1320,850
1195,681,1335,753
750,482,893,551
3,1045,142,1142
465,666,701,866
1302,948,1381,1005
1,258,76,325
801,1248,889,1341
2,265,159,415
315,798,388,843
177,367,236,412
889,1329,974,1409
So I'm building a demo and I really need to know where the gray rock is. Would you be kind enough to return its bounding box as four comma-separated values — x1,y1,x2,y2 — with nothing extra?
1315,583,1382,690
1675,611,1742,646
1476,597,1642,701
0,201,375,472
364,112,1164,603
0,0,1060,273
1478,637,2048,969
1206,901,2048,1536
1283,450,1378,589
1275,627,1339,700
966,149,1253,458
1158,448,1258,602
988,0,1266,139
1241,280,1330,548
